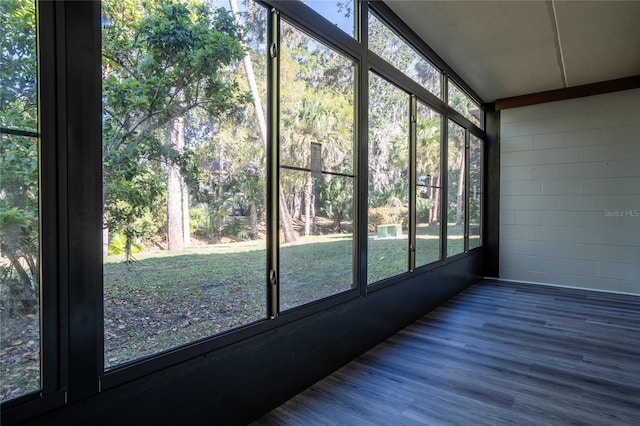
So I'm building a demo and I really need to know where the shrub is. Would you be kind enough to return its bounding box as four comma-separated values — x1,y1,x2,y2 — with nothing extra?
108,232,142,256
416,197,434,222
189,203,210,235
368,206,408,232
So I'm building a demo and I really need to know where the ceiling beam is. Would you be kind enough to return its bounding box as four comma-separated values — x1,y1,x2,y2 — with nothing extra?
495,75,640,110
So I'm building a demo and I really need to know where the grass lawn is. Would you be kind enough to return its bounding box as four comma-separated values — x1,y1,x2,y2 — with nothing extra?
104,235,359,366
103,223,465,366
1,223,469,398
367,223,464,283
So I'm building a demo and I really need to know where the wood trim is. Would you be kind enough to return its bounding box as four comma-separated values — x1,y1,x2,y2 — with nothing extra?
495,75,640,110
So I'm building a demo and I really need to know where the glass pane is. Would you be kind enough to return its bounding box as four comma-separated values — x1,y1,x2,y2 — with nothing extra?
279,171,354,310
280,21,355,176
448,82,482,128
102,0,268,367
300,0,354,38
0,0,38,134
416,102,441,267
368,13,441,98
279,21,355,310
0,0,40,402
368,73,409,284
447,120,465,257
469,134,482,249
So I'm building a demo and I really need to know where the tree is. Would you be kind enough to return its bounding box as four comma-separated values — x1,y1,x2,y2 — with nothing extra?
166,113,186,250
228,0,297,243
368,73,410,208
416,112,441,223
0,0,39,312
320,176,352,232
279,22,354,236
0,0,37,128
447,122,466,226
102,0,246,256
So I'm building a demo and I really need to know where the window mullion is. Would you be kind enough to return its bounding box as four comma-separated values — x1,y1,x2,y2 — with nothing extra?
357,0,368,295
464,130,471,253
441,115,448,259
64,0,103,401
37,0,62,397
409,95,417,271
267,8,280,319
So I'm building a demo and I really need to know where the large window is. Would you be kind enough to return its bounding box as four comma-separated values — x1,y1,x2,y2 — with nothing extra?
447,120,466,257
0,0,40,402
367,73,410,284
415,102,442,266
2,0,486,418
279,21,356,310
102,0,268,367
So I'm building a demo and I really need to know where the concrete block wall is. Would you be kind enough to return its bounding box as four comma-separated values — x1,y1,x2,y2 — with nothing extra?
500,89,640,294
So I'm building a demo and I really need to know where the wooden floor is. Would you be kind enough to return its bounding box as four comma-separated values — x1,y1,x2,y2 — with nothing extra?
253,279,640,425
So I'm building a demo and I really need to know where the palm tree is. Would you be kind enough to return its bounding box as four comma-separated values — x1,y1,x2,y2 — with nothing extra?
416,112,441,223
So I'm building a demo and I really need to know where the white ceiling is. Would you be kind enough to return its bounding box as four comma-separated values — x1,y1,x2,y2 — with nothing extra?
384,0,640,103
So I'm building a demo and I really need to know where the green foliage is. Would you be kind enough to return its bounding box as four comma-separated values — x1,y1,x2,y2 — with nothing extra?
208,207,227,240
368,207,409,233
0,134,39,307
224,218,242,238
105,164,163,260
190,203,228,242
416,197,434,222
368,12,440,97
0,0,38,131
108,233,143,256
189,203,209,235
317,176,352,232
102,0,247,253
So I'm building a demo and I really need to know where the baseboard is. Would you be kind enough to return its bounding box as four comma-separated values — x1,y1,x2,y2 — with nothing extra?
487,277,640,297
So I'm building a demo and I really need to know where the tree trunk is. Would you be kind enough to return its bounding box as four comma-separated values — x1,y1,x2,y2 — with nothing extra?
166,115,185,251
431,174,440,224
229,0,296,243
455,149,465,226
304,172,312,236
103,225,110,257
333,209,342,232
279,189,296,243
250,195,258,239
1,243,31,289
293,191,301,221
182,180,191,247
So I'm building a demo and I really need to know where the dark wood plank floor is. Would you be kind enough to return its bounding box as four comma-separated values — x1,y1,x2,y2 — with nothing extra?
252,279,640,425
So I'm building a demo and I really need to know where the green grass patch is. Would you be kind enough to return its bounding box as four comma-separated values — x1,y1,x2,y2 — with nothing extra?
104,224,466,366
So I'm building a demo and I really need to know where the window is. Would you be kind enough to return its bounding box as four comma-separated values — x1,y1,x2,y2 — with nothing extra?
368,73,410,284
368,12,441,98
102,0,268,367
415,102,442,267
2,0,487,419
279,21,356,309
447,120,465,257
468,134,482,249
300,0,355,38
448,81,482,128
0,0,40,402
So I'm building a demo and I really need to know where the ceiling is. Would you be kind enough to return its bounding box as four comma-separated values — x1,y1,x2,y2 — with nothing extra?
384,0,640,103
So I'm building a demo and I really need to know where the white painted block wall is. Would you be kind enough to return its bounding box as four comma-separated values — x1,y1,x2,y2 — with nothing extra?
500,89,640,294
